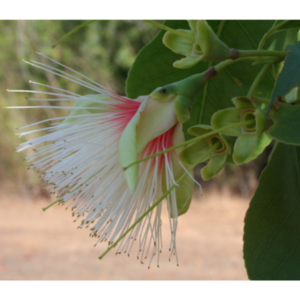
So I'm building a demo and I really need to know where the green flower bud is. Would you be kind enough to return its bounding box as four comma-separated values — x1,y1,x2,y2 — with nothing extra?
180,125,231,180
163,20,238,69
211,97,272,165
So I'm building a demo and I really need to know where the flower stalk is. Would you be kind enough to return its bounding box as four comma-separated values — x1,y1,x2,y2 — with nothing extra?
247,63,272,99
42,198,61,211
143,20,195,42
258,20,290,50
238,49,286,58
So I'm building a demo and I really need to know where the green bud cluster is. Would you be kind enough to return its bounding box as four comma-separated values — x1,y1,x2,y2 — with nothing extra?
180,96,272,180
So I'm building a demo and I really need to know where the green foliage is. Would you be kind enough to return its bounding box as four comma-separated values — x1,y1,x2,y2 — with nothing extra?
126,20,296,139
126,20,300,278
244,142,300,280
274,20,300,31
268,41,300,111
267,102,300,145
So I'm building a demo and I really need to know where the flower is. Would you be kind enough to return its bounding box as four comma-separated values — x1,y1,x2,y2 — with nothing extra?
211,96,272,165
163,20,237,69
180,125,232,180
9,53,197,268
119,69,217,195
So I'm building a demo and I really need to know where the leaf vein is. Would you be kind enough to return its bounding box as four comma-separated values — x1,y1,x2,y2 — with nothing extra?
236,21,258,49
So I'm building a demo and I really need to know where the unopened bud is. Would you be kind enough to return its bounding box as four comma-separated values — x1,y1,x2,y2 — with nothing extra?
163,20,237,69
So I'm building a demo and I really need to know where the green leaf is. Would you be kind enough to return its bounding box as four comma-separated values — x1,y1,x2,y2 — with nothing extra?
243,142,300,280
268,41,300,112
267,102,300,145
126,21,296,139
273,20,300,31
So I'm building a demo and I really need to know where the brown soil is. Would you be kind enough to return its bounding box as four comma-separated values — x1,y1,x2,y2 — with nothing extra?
0,191,249,280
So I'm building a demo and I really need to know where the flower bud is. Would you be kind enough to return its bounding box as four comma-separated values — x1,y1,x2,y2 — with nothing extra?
180,125,232,180
163,20,238,69
193,20,235,62
211,97,271,165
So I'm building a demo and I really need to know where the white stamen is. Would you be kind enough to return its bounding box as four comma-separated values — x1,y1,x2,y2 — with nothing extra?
29,80,82,97
174,153,203,195
10,55,183,268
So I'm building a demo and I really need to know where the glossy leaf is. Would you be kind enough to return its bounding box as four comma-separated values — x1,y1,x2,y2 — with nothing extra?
274,20,300,31
268,41,300,112
126,21,297,139
267,102,300,145
244,142,300,280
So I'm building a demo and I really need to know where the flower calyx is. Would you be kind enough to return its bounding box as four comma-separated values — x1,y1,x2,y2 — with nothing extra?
150,68,216,124
211,96,272,165
163,20,238,69
180,125,232,180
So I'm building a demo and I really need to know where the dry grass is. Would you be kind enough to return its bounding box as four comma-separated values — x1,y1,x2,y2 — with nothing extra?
0,190,249,280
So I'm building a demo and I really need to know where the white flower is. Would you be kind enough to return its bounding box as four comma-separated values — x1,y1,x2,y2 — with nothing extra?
8,53,195,268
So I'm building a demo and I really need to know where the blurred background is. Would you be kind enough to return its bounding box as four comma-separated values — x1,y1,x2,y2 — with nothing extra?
0,20,271,280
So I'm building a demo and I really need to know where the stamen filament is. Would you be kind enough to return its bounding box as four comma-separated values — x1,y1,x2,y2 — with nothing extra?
99,142,220,260
42,198,62,211
42,168,104,211
144,20,196,43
